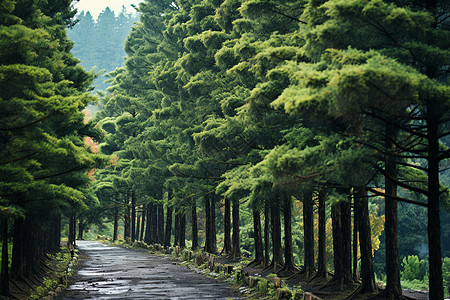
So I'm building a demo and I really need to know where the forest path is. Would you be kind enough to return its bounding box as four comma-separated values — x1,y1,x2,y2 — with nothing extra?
55,241,240,299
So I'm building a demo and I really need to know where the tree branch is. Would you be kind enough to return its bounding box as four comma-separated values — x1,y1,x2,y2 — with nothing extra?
0,115,50,131
266,7,307,24
0,152,37,166
367,187,428,207
439,148,450,160
396,160,428,172
376,165,428,195
364,110,428,139
34,166,86,180
171,168,222,181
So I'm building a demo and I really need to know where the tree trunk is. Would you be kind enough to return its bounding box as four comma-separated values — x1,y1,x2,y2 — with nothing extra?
157,204,164,245
136,211,140,242
204,194,212,253
427,106,444,300
251,208,264,266
48,214,61,251
68,213,76,246
317,190,328,278
77,221,85,240
384,126,403,299
151,204,158,244
303,192,315,279
210,193,217,253
139,208,146,241
164,205,172,247
174,212,179,246
279,193,297,276
56,214,61,249
341,199,352,283
264,202,270,268
0,217,10,297
68,213,74,246
11,218,25,280
144,204,151,244
355,188,377,293
331,202,353,289
271,203,284,271
331,203,343,284
72,214,77,246
224,198,231,255
124,206,130,240
231,199,241,260
191,199,198,250
131,191,136,242
113,206,119,241
353,203,359,281
180,213,186,248
423,7,444,296
12,219,44,279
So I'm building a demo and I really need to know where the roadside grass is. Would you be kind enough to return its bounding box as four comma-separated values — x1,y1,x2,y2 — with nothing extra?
400,279,429,292
28,249,73,299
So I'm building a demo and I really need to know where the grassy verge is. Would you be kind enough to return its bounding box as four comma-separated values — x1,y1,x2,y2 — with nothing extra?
28,249,74,299
5,246,78,300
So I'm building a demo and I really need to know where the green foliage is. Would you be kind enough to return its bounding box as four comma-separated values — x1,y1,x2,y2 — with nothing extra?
401,255,428,281
443,258,450,296
257,278,268,293
90,0,449,297
30,277,58,299
0,5,108,292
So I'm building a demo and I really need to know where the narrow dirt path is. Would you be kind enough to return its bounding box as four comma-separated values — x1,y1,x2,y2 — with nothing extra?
56,241,240,299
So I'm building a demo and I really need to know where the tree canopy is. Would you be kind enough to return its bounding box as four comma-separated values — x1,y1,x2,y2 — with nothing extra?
2,0,448,298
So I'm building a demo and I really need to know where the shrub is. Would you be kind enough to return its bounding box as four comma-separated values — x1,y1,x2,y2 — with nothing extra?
443,257,450,297
257,278,268,293
401,255,428,281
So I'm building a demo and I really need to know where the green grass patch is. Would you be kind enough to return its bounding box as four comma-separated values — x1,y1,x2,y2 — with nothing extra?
400,279,429,291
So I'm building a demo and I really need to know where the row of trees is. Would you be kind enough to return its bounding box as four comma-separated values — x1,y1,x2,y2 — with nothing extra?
0,0,105,297
92,0,449,299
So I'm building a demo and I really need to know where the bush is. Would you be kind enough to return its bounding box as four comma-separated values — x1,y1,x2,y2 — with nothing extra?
257,278,268,293
443,257,450,297
401,255,428,281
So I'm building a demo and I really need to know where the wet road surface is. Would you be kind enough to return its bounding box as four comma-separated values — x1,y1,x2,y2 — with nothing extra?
56,241,239,299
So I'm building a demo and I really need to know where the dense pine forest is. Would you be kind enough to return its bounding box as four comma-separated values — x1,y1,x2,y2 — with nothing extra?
1,0,450,299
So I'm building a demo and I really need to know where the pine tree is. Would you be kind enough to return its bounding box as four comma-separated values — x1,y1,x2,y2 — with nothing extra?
0,0,105,294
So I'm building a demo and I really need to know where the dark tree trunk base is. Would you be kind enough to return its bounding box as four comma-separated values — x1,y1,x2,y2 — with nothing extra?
319,275,354,292
0,218,10,297
286,265,315,281
307,270,329,283
277,266,300,278
264,260,284,273
231,199,240,260
270,204,283,270
365,289,410,300
247,259,264,268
